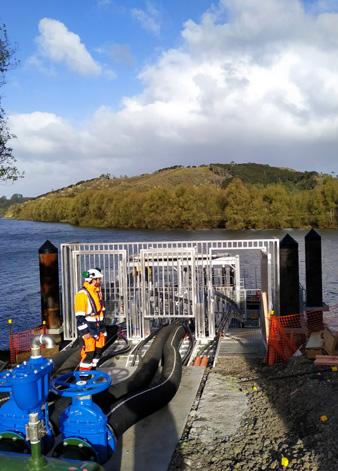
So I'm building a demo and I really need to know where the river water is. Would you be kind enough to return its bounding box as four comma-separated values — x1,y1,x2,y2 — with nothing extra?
1,219,337,349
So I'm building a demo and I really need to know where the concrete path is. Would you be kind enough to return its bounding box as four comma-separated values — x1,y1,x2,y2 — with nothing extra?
188,373,248,445
106,366,204,471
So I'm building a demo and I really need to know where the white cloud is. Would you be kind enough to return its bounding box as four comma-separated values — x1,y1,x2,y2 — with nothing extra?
7,0,338,196
96,42,135,66
131,2,161,35
9,112,77,156
35,18,102,76
25,55,57,76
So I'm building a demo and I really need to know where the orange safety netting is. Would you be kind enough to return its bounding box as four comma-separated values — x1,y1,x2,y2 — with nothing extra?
9,325,46,364
305,309,324,332
265,314,306,366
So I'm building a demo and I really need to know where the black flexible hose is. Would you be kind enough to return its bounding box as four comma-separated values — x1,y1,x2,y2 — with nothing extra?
52,325,120,376
49,324,173,432
106,324,185,438
130,328,160,367
97,334,131,367
181,322,195,366
95,323,173,405
52,347,81,376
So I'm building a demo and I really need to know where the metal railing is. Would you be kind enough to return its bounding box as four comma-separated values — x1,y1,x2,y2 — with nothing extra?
61,239,279,341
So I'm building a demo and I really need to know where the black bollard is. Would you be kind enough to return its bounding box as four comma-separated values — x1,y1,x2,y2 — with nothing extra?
39,240,61,330
280,234,300,315
305,229,323,307
305,228,323,330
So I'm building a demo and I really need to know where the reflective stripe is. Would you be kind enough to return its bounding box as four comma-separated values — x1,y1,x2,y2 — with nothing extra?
92,358,99,366
80,361,93,368
75,311,86,317
85,315,104,322
85,315,98,322
78,324,88,331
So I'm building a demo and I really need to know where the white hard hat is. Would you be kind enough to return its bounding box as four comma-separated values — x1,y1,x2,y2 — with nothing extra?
83,268,103,282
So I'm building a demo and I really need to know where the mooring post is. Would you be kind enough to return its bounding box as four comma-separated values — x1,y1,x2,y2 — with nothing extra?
39,240,62,333
280,234,300,315
305,228,324,331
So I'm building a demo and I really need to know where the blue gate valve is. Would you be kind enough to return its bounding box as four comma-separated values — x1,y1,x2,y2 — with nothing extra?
52,370,116,464
0,353,54,449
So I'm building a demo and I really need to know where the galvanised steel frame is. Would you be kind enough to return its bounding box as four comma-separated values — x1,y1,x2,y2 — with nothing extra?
61,239,279,341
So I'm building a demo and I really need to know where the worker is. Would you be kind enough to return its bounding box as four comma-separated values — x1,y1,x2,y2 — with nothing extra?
75,268,107,370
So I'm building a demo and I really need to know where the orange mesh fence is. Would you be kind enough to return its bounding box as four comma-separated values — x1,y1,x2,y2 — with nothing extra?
266,314,307,366
10,324,46,364
305,309,324,332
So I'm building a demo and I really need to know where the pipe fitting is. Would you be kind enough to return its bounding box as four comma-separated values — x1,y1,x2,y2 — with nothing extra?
31,344,41,358
32,334,56,349
26,412,45,444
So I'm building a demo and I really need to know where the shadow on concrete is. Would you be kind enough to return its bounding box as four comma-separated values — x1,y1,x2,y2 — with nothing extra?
106,390,179,471
106,366,204,471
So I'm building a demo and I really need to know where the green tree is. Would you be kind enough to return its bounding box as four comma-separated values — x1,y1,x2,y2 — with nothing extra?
223,178,252,229
262,184,290,228
321,177,338,226
0,24,21,181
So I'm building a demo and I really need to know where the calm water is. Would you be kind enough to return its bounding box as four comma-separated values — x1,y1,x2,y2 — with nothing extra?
1,219,338,348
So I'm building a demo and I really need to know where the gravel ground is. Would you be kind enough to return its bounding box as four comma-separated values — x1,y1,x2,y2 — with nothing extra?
169,355,338,471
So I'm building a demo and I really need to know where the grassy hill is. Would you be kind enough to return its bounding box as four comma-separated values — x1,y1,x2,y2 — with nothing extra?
32,165,224,198
209,163,319,189
5,163,337,230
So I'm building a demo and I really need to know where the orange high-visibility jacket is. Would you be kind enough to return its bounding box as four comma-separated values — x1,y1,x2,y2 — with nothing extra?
75,281,105,337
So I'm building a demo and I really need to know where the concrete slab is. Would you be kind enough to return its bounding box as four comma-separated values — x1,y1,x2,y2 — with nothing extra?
189,373,247,445
105,366,204,471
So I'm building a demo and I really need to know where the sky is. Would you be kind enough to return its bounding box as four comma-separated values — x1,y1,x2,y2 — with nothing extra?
1,0,338,197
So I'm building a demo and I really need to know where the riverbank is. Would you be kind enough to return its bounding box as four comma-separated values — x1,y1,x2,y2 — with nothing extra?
5,164,338,231
169,356,338,471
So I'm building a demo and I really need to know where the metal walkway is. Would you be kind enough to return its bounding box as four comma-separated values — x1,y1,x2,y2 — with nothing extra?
217,328,266,357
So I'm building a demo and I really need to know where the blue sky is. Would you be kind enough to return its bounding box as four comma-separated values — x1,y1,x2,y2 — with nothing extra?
2,1,211,117
1,0,338,197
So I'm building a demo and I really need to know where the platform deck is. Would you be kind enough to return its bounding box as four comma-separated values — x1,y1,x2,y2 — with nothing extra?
218,328,266,357
104,366,204,471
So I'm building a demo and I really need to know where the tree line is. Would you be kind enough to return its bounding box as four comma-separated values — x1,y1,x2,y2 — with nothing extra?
6,176,338,230
0,193,30,215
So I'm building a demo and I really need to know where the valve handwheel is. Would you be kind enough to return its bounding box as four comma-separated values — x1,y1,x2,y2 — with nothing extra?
52,370,111,397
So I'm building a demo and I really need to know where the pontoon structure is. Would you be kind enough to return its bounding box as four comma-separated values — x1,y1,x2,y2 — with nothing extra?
61,239,279,341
